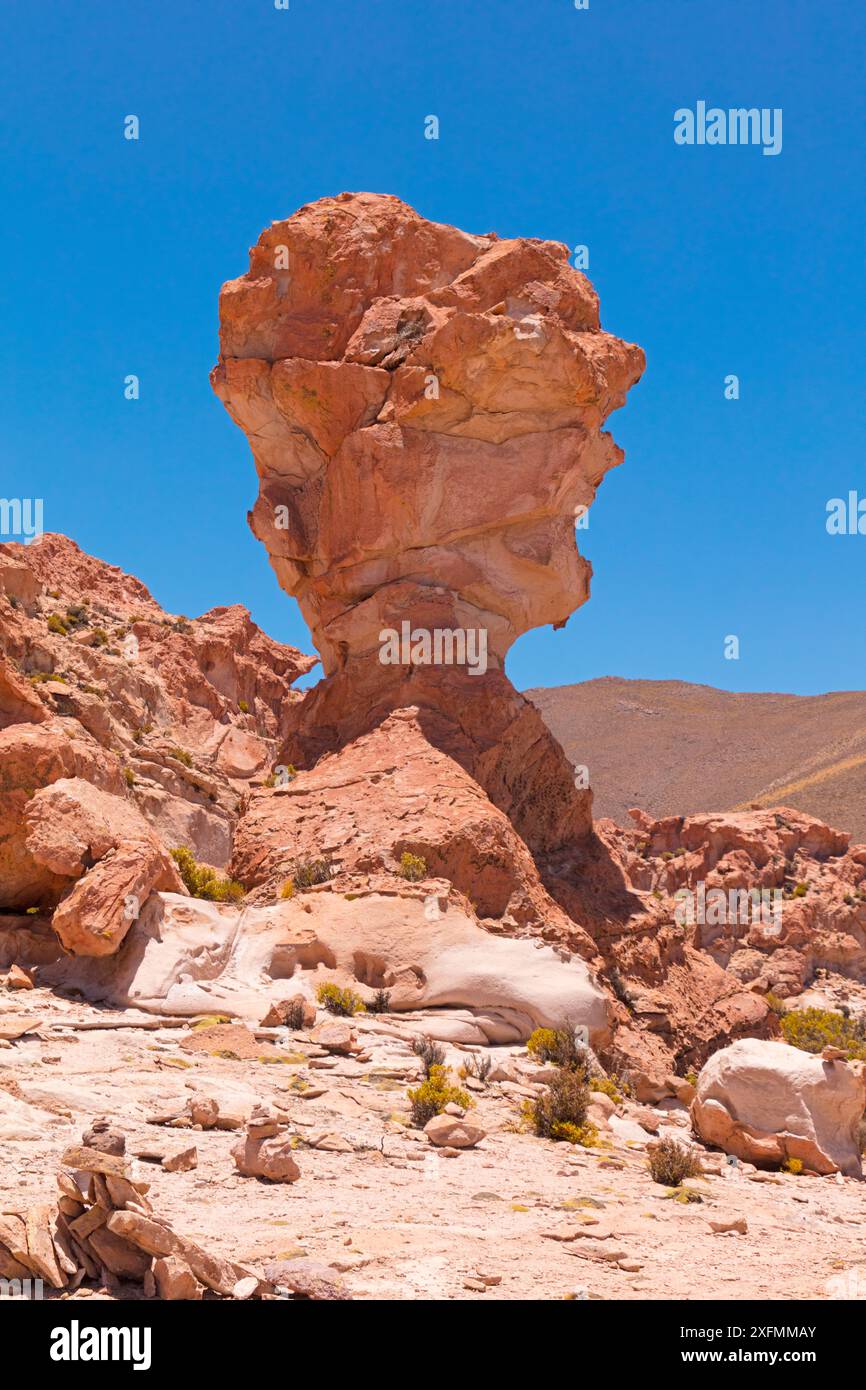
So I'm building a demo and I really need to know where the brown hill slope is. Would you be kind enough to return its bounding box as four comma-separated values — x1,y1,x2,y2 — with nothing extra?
527,677,866,841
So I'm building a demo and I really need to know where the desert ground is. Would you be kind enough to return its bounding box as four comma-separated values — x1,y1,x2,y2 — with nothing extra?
2,984,864,1303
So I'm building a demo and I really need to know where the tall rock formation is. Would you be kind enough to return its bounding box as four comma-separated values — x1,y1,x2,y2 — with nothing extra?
212,192,645,854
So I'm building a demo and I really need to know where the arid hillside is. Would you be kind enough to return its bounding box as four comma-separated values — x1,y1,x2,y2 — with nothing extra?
528,677,866,841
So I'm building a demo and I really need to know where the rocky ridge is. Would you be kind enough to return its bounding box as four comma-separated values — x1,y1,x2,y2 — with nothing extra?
0,532,314,950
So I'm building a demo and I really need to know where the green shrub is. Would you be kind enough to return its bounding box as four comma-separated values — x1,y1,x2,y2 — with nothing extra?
124,767,135,788
527,1028,559,1062
764,991,787,1015
792,883,808,898
64,603,89,630
590,1074,630,1103
407,1065,471,1128
238,700,250,713
780,1006,866,1061
524,1067,596,1146
47,614,69,635
170,846,245,904
367,988,391,1014
396,851,427,882
648,1137,702,1186
170,747,193,768
526,1025,587,1071
782,1157,803,1175
279,879,295,901
315,982,366,1017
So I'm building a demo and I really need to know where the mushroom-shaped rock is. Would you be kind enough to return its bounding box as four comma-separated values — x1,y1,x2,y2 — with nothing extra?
212,192,644,861
691,1038,866,1177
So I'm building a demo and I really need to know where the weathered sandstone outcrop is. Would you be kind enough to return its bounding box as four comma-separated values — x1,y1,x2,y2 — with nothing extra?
607,806,866,1000
207,194,866,1074
209,194,648,1040
691,1037,866,1176
0,534,313,948
5,199,866,1081
4,887,611,1047
212,192,645,855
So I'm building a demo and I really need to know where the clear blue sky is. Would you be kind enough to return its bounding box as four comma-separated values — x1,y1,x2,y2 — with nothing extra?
2,0,863,695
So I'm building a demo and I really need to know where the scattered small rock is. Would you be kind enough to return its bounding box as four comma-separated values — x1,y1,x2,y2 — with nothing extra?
263,1257,352,1301
5,964,34,991
162,1147,198,1173
309,1021,359,1056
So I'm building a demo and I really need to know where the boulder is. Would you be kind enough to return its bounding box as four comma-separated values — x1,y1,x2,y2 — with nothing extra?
50,837,183,956
424,1113,486,1148
587,1091,617,1120
5,963,33,990
665,1074,697,1105
263,1257,352,1301
629,1072,669,1105
81,1117,126,1157
261,995,316,1029
630,1106,661,1135
309,1021,358,1055
153,1255,202,1300
162,1147,197,1173
0,654,48,729
691,1038,866,1177
29,886,611,1048
106,1210,255,1297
